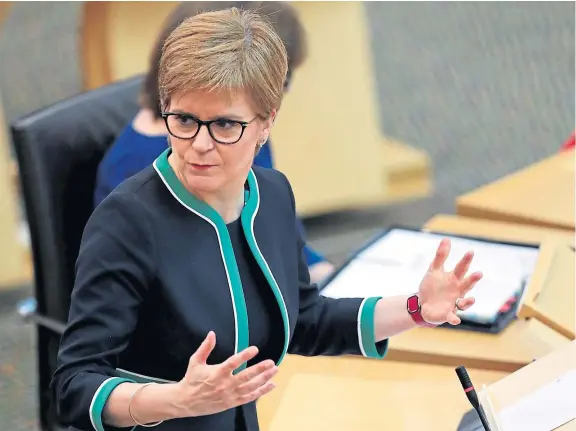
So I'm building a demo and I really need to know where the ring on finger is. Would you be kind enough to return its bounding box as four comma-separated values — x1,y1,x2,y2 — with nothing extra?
455,297,465,311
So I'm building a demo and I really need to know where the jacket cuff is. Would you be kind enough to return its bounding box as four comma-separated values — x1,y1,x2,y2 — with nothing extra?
357,297,388,359
90,377,135,431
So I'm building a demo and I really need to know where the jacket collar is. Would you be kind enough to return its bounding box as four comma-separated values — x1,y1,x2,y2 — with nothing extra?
152,147,259,225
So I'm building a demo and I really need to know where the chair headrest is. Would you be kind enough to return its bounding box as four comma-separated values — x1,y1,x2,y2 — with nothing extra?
10,75,143,322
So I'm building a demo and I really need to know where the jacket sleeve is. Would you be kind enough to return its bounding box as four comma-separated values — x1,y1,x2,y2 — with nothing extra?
279,175,388,359
51,192,155,431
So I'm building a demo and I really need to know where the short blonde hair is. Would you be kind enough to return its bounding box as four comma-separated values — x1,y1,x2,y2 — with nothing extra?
158,7,288,117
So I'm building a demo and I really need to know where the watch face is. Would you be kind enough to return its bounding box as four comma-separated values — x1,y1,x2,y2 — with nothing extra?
407,295,420,314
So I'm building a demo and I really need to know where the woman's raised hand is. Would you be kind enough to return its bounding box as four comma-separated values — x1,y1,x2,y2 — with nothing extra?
418,238,483,325
173,331,278,418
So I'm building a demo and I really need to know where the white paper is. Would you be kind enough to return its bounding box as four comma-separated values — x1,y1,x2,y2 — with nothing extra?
320,259,418,299
498,369,576,431
322,228,540,324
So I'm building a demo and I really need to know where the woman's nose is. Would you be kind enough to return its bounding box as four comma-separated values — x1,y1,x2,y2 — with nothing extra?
191,125,215,152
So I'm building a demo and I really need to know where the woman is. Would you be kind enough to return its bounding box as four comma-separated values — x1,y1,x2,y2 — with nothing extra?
52,9,482,431
93,1,335,284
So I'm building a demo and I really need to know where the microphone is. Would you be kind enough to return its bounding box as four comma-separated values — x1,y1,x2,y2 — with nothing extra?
455,366,492,431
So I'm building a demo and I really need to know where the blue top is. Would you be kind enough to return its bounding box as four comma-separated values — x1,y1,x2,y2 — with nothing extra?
94,122,326,267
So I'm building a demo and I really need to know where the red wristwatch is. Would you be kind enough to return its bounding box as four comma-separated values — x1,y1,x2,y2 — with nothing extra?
407,294,438,328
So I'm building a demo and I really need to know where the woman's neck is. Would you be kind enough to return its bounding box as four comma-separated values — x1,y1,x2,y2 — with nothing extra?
202,192,245,224
168,154,245,224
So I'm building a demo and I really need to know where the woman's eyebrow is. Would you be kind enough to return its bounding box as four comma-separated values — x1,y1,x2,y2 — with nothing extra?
169,109,248,122
218,114,246,121
169,109,194,116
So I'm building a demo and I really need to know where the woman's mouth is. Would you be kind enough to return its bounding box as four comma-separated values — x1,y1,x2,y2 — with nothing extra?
189,163,215,171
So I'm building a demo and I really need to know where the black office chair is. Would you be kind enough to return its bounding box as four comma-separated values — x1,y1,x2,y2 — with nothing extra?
10,75,143,431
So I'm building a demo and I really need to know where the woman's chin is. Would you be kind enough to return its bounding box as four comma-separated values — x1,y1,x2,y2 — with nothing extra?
183,173,221,194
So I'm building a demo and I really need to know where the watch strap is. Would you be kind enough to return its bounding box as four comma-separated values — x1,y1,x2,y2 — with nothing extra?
407,294,438,328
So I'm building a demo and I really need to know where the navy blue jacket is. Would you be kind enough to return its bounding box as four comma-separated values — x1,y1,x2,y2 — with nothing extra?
52,148,388,431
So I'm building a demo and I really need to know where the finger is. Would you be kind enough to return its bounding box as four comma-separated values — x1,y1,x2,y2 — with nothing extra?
456,296,475,311
218,346,260,377
237,381,276,405
430,239,451,271
460,271,483,294
453,251,474,279
447,312,461,325
190,331,216,365
234,359,276,384
235,364,278,395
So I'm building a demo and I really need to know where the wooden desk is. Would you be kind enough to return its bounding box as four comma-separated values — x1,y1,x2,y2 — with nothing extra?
456,152,575,231
257,354,508,431
384,215,571,372
481,341,576,430
424,214,574,247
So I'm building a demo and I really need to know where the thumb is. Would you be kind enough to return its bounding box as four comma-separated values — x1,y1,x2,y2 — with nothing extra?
190,331,216,365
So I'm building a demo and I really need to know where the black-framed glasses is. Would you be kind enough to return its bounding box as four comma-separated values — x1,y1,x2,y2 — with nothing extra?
161,112,258,145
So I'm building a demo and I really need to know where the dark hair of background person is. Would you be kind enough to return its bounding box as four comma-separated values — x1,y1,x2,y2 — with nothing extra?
141,1,308,118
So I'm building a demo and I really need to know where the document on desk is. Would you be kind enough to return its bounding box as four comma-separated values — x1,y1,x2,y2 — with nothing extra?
497,369,576,431
321,228,540,324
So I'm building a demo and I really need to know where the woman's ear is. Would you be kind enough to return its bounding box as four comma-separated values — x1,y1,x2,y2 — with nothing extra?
257,110,276,144
263,109,277,134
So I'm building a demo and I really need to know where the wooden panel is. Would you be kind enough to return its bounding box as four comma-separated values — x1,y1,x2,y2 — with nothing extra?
101,2,177,83
257,354,507,431
520,243,575,340
80,2,113,90
270,2,386,214
456,152,575,231
0,97,30,288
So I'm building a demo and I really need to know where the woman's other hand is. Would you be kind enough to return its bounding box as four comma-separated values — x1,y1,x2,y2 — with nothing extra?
173,332,278,418
418,239,483,326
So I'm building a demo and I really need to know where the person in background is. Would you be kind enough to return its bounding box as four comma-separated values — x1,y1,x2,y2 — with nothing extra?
94,1,335,284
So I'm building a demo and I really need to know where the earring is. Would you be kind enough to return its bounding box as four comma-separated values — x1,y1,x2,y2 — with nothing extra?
259,138,267,146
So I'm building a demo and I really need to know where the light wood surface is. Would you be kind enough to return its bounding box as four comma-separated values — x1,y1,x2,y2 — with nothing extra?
0,95,30,289
0,2,30,289
80,1,114,90
383,215,572,372
79,1,432,217
519,243,575,340
257,354,508,431
424,214,574,247
456,152,576,231
481,341,576,430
